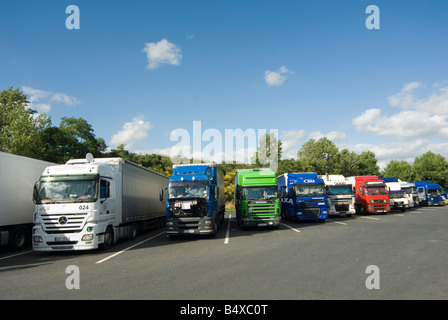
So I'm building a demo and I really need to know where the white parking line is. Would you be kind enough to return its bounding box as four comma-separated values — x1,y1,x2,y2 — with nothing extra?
224,214,231,244
360,216,381,220
328,220,348,226
0,250,33,261
96,231,164,264
281,223,301,233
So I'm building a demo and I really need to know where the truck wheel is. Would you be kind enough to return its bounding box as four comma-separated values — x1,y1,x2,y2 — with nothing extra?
100,226,114,250
9,226,29,250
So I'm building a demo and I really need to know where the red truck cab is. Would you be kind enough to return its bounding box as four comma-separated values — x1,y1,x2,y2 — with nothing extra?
347,176,390,214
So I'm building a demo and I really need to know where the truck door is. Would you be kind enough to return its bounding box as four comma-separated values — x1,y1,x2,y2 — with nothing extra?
100,178,115,217
417,187,425,204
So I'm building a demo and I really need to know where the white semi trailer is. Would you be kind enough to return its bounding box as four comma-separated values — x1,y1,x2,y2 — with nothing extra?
32,155,168,251
0,152,56,250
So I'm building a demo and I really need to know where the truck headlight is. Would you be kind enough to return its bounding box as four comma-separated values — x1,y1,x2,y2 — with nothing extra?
81,234,94,241
33,236,43,243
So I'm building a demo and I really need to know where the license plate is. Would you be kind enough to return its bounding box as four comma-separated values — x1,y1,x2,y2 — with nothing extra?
258,223,267,227
183,229,195,234
54,237,70,242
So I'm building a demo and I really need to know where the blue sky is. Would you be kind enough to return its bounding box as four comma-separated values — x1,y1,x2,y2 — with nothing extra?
1,1,447,169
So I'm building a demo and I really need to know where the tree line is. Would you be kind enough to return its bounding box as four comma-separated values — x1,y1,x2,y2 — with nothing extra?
2,86,448,205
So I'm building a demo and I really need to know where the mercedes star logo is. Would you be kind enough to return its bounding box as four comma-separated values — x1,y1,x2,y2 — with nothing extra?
59,216,68,225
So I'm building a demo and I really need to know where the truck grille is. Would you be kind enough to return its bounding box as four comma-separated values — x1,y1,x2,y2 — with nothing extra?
303,208,321,218
248,203,278,221
175,217,202,230
40,213,87,234
335,204,350,212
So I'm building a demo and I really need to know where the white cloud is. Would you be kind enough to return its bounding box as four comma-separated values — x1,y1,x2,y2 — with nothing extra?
143,39,182,69
22,86,51,102
388,81,448,115
308,131,346,142
110,116,152,149
353,82,448,140
339,140,435,171
280,129,306,159
51,92,80,105
21,86,80,113
264,66,293,87
352,107,448,140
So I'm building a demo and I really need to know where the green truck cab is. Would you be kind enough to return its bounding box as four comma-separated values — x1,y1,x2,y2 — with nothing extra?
234,168,281,229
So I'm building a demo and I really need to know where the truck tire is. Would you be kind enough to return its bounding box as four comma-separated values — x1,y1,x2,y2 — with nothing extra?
100,226,114,250
9,226,29,250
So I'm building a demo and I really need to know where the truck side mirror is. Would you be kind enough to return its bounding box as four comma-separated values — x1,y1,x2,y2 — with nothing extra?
159,188,164,201
32,181,39,204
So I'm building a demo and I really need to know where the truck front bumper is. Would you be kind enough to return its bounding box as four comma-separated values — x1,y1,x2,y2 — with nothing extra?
32,224,101,251
165,217,217,235
240,215,281,228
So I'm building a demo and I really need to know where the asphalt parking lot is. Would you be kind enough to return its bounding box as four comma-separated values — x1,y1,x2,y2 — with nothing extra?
1,206,447,301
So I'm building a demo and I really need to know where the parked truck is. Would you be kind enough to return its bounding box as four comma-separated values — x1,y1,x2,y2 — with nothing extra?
32,154,168,251
166,163,225,237
277,172,328,222
0,152,56,250
386,182,409,212
320,174,355,217
234,168,281,229
397,180,418,207
347,176,390,214
413,181,444,206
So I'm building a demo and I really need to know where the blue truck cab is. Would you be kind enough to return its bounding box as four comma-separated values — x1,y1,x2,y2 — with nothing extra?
277,172,328,222
413,181,444,206
166,164,225,237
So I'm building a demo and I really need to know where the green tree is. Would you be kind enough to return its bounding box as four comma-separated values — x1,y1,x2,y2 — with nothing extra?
381,160,415,181
0,86,50,158
413,151,448,187
39,117,107,163
277,158,302,176
59,117,107,158
297,137,340,175
355,151,380,176
253,132,282,170
339,149,359,177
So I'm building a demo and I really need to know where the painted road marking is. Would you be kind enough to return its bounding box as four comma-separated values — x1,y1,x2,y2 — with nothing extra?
360,216,381,220
224,214,231,244
281,223,301,233
328,220,348,225
96,231,164,264
0,250,33,261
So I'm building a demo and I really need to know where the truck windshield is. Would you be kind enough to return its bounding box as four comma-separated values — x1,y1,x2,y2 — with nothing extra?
327,185,353,195
169,181,209,199
294,183,326,197
389,190,405,198
365,186,388,195
401,187,412,195
36,175,99,203
242,186,277,200
427,189,441,196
